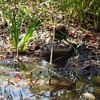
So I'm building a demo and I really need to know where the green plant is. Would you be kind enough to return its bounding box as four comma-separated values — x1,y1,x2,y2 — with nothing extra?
58,0,100,29
3,2,41,57
6,4,26,57
18,17,40,51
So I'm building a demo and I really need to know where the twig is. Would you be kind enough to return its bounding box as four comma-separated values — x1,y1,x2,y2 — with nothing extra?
49,1,58,85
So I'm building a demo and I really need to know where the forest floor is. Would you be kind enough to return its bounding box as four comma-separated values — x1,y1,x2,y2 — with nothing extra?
0,1,100,99
0,19,100,72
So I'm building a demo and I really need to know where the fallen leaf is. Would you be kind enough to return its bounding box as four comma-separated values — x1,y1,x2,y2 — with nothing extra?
82,93,96,100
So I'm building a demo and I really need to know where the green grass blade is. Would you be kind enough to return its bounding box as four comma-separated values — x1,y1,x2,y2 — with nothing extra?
19,18,41,51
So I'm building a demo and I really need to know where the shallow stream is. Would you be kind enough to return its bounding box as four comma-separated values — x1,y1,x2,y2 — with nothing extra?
0,61,100,100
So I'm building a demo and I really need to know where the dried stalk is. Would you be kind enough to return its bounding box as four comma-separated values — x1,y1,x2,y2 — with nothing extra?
49,1,58,85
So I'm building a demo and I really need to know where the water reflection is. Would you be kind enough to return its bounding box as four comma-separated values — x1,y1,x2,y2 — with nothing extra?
0,63,100,100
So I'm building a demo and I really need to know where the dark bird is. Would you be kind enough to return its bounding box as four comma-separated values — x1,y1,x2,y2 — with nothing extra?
55,25,68,40
40,43,78,65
